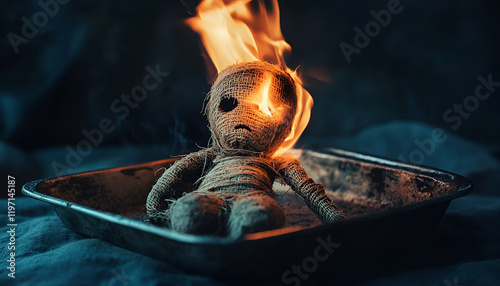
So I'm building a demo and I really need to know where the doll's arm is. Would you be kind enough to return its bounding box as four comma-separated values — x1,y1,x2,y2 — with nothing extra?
277,156,344,224
146,148,217,224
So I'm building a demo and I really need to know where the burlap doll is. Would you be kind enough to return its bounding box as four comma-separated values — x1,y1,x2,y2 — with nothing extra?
146,61,343,237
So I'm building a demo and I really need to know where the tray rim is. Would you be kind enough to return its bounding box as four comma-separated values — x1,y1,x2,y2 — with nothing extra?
21,147,473,245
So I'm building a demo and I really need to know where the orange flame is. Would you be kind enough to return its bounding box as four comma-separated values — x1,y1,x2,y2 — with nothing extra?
186,0,313,155
254,74,274,116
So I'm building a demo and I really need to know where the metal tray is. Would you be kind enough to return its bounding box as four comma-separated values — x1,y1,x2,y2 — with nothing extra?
22,147,472,281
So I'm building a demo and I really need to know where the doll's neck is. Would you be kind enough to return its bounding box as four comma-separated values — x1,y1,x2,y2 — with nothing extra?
214,147,268,158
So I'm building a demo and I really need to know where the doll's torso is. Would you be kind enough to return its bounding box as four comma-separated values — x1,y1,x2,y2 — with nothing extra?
196,155,278,196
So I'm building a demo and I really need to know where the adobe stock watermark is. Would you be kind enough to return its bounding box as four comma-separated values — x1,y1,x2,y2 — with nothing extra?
339,0,411,64
7,0,70,54
399,73,499,165
108,266,135,286
6,176,17,279
281,234,340,285
443,276,464,286
51,64,169,176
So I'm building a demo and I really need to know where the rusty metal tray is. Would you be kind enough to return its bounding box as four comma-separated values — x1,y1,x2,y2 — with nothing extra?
22,147,472,281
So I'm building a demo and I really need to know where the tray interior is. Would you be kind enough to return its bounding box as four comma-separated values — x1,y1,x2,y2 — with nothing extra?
33,149,460,230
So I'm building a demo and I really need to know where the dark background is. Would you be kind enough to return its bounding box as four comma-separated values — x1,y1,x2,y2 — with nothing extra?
1,0,499,285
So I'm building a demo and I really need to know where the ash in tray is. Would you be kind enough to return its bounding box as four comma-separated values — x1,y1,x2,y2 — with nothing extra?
284,150,454,226
145,61,344,237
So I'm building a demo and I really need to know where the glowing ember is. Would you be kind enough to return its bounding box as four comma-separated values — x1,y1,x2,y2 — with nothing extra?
186,0,313,155
253,74,275,117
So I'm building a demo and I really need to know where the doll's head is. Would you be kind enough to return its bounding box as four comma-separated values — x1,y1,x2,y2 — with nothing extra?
205,61,297,155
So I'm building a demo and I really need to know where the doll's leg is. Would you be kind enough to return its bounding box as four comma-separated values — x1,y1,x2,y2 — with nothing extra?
227,193,285,238
170,192,225,235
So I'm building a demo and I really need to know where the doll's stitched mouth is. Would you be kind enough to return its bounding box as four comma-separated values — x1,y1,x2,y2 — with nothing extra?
235,124,252,132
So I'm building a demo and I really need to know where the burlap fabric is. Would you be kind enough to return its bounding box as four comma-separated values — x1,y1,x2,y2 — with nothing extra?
146,61,343,237
205,61,297,156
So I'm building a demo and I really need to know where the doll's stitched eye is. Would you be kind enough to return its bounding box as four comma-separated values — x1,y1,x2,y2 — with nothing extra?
219,97,238,112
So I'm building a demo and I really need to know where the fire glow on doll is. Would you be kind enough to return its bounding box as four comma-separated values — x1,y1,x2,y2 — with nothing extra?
146,61,343,237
